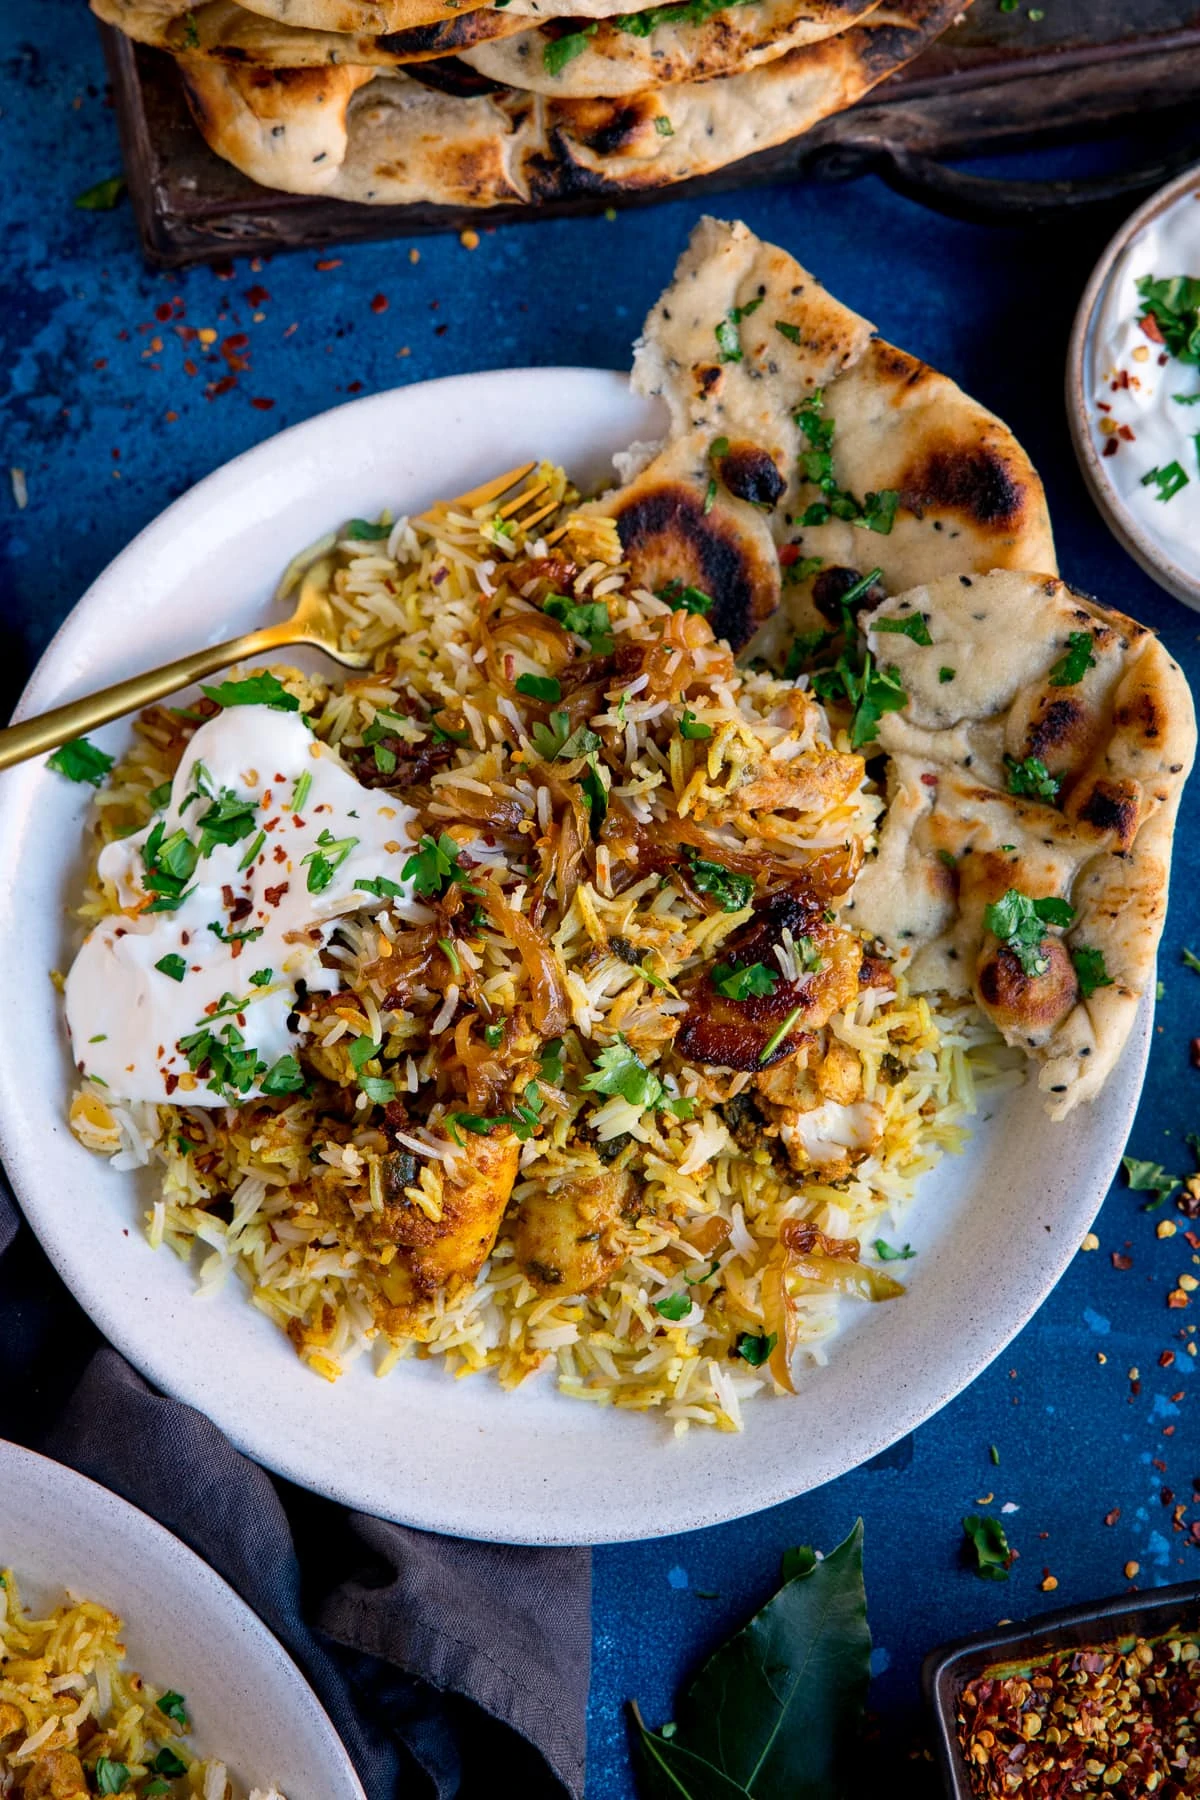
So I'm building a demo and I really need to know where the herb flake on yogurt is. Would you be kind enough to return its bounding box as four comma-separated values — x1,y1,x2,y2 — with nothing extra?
1090,188,1200,576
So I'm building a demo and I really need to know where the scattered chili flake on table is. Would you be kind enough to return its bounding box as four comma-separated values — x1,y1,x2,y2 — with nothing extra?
371,292,389,313
956,1635,1200,1796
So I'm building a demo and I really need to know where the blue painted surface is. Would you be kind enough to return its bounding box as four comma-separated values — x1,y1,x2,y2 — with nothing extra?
4,5,1200,1797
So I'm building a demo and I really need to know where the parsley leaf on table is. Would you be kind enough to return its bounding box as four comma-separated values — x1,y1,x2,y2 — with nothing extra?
963,1514,1012,1582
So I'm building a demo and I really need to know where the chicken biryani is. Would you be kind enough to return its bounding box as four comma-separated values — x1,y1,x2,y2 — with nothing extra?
0,1569,282,1800
59,466,1003,1432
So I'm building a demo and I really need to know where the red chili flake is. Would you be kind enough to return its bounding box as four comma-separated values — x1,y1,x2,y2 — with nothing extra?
1192,1520,1200,1541
264,883,289,907
164,410,178,423
155,301,173,323
1114,368,1131,389
1169,1289,1190,1309
1161,1349,1177,1367
1117,424,1135,441
1140,311,1165,343
1160,351,1170,366
250,397,275,412
1163,1486,1176,1504
315,258,342,272
1103,439,1119,458
183,359,198,377
225,331,249,351
1104,1506,1121,1525
435,324,448,337
176,324,198,343
111,448,120,461
93,357,107,370
206,375,237,399
165,1072,179,1096
283,322,298,338
1112,1252,1133,1270
1097,400,1112,412
245,285,270,306
1173,1391,1186,1403
1153,1457,1168,1472
920,772,938,787
779,543,800,566
1186,1232,1200,1250
371,293,389,313
346,380,363,394
1131,1379,1142,1395
1165,1424,1177,1436
1190,1038,1200,1069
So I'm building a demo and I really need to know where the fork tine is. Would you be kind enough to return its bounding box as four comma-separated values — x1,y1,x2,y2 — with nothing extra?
443,461,537,514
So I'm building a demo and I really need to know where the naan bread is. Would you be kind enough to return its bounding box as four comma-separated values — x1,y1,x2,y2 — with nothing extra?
92,0,525,66
233,0,862,22
586,214,1054,650
176,0,963,203
845,571,1195,1117
460,0,882,100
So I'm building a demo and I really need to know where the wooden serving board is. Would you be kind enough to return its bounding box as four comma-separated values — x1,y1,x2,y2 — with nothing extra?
102,0,1200,268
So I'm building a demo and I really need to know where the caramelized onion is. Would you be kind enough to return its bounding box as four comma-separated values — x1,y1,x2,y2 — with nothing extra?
761,1257,798,1394
480,883,569,1036
434,785,526,831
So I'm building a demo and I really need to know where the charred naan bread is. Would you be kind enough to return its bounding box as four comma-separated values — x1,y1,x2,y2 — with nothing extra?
92,0,525,66
461,0,882,100
175,0,963,207
845,571,1195,1118
233,0,871,22
590,216,1054,652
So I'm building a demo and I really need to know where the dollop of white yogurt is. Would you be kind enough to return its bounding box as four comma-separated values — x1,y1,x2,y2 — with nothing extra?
65,704,424,1106
1090,184,1200,576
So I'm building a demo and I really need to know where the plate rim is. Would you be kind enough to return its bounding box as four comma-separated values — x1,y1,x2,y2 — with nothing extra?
0,1437,367,1798
0,364,1151,1544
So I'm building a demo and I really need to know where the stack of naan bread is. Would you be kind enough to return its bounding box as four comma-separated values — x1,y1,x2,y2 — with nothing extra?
592,217,1195,1120
92,0,964,207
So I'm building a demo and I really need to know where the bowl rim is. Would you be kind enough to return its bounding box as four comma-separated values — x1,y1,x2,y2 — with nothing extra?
1066,158,1200,612
921,1576,1200,1798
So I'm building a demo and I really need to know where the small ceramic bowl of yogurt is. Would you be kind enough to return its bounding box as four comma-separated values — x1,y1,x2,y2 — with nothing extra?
1068,163,1200,609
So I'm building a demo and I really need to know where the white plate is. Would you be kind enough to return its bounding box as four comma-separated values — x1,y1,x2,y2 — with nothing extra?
0,1439,365,1798
0,368,1149,1546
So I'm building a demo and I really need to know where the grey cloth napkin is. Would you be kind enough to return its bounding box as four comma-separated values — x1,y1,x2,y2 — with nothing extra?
0,1179,590,1800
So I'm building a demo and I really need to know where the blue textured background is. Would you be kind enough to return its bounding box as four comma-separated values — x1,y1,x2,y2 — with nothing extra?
4,6,1200,1797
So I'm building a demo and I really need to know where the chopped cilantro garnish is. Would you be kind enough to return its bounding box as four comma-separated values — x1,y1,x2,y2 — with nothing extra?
654,1292,692,1321
983,887,1075,977
356,874,404,901
1003,753,1060,802
782,555,825,588
793,391,899,534
484,1021,505,1049
151,1749,189,1778
344,517,390,540
207,919,263,945
1121,1155,1179,1201
679,709,713,741
582,1039,670,1113
238,827,266,871
401,832,480,900
810,650,907,750
684,1259,721,1285
261,1055,305,1096
657,579,713,616
291,770,312,813
359,1075,395,1105
542,23,596,73
711,960,778,1001
249,968,273,987
302,827,359,893
686,853,753,913
963,1514,1011,1582
757,1005,804,1065
873,1239,916,1262
654,115,674,136
47,736,114,786
543,594,614,653
515,672,562,703
1072,945,1114,998
1136,273,1200,365
196,788,258,857
874,611,932,646
938,667,955,684
703,476,718,514
735,1331,777,1368
155,953,187,983
348,1035,382,1072
148,781,172,809
539,1036,565,1086
75,176,125,211
201,672,299,711
1142,461,1190,503
142,821,198,913
714,299,761,364
178,1021,267,1101
95,1758,131,1794
1047,631,1097,688
782,628,835,678
774,320,802,344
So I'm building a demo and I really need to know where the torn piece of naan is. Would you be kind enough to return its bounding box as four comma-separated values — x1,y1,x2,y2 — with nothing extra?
845,570,1195,1118
590,216,1055,650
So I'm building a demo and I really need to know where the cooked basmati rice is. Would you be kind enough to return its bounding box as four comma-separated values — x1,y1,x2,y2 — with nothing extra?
65,465,1013,1432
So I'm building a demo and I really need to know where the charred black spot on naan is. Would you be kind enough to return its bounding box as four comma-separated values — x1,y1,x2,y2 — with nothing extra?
1065,777,1141,851
900,442,1029,533
717,442,786,511
612,479,779,652
812,564,886,624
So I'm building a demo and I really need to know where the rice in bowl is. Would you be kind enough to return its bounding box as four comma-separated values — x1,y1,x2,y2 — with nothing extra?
63,469,1007,1433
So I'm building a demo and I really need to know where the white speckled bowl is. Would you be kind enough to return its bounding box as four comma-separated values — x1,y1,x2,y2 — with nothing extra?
0,1439,365,1799
1067,160,1200,611
0,370,1152,1545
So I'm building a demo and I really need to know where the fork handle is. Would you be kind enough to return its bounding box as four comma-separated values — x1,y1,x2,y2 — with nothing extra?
0,623,300,774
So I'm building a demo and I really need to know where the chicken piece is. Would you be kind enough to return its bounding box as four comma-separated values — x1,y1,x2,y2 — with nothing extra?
755,1035,881,1179
676,891,862,1071
733,749,864,821
21,1752,88,1800
512,1167,637,1295
377,1125,520,1320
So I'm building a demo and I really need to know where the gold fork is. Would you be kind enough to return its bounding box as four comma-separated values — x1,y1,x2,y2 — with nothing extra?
0,462,552,775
